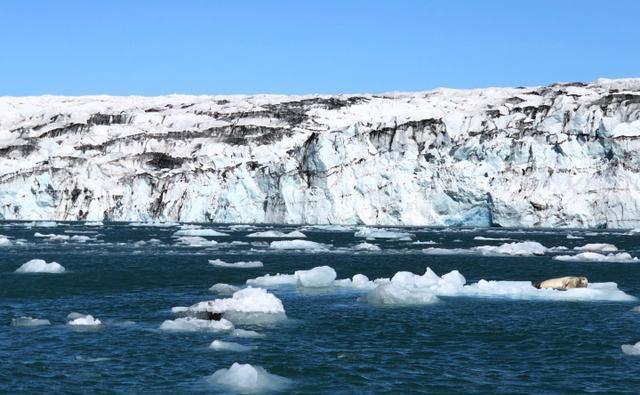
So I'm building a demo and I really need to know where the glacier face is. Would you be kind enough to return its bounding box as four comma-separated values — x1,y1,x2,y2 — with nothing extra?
1,78,640,227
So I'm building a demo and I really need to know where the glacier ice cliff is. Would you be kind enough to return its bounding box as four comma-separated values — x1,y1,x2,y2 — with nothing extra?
1,78,640,227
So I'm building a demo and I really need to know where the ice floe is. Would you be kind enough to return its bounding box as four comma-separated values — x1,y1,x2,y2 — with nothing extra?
355,228,414,239
0,236,12,246
176,236,218,247
174,228,229,237
15,259,66,274
209,340,255,352
363,267,636,305
295,266,337,287
231,328,265,338
67,314,103,327
622,342,640,356
574,243,618,252
554,252,638,263
423,241,548,256
269,239,329,250
208,259,263,268
246,230,306,238
11,316,51,327
186,287,285,315
159,317,234,332
209,283,241,295
353,242,381,251
208,363,290,393
473,236,514,241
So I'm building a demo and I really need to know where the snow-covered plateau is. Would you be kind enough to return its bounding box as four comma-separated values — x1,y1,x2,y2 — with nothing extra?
2,78,640,227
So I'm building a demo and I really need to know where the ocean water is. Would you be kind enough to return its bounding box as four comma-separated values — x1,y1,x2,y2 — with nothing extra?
2,222,640,394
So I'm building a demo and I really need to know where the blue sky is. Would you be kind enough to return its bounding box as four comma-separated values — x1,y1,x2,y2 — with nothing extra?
0,0,638,95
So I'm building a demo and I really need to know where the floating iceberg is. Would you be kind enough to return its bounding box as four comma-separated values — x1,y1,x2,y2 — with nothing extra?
0,236,11,246
295,266,337,288
354,228,414,239
15,259,66,274
11,316,51,327
353,242,381,251
231,328,265,338
423,241,548,257
269,239,329,250
246,230,306,238
574,243,618,252
68,314,103,327
554,252,638,262
173,228,229,237
246,273,297,287
474,241,548,256
176,236,218,247
209,340,255,352
186,287,285,315
208,363,291,393
622,342,640,356
208,259,263,268
209,283,241,295
363,267,636,305
159,317,234,332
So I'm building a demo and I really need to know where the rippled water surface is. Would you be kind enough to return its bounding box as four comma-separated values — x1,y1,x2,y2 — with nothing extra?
2,222,640,393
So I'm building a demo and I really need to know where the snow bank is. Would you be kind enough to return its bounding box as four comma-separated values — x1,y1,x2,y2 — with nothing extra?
11,316,51,327
353,242,381,251
159,317,234,332
209,259,263,268
174,228,229,237
209,283,240,295
574,243,618,252
554,252,638,263
15,259,66,274
622,342,640,356
208,363,291,393
246,230,306,238
355,228,414,239
269,239,329,250
209,340,255,352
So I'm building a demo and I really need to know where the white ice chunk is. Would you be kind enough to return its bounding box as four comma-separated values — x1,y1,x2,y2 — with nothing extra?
68,314,103,327
186,287,285,315
15,259,66,274
209,259,263,268
174,228,229,237
574,243,618,252
0,236,11,246
246,273,297,287
159,317,234,332
209,340,255,352
269,239,329,250
177,236,218,247
622,341,640,356
208,363,290,393
295,266,337,287
246,230,306,238
209,283,241,295
353,242,381,251
231,328,265,338
554,252,637,262
474,241,547,256
354,227,414,239
11,316,51,327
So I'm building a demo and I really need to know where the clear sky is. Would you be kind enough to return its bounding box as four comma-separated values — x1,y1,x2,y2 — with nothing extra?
1,0,638,95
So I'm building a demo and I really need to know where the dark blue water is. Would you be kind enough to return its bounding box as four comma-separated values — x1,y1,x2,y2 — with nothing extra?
2,222,640,393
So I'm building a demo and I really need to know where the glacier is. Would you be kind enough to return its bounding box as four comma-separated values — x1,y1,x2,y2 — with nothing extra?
1,78,640,227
